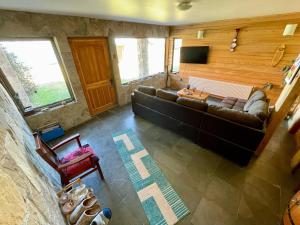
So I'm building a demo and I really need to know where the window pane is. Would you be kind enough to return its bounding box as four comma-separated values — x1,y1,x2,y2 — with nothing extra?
172,38,182,73
115,38,165,84
115,38,139,84
148,38,165,76
0,40,72,109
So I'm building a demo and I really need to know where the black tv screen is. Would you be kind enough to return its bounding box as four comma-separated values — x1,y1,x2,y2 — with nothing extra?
180,46,209,64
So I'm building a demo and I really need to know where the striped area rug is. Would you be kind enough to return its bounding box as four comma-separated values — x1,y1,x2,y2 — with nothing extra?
112,129,189,225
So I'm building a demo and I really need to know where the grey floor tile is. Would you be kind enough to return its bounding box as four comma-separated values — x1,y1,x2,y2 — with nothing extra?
55,104,299,225
243,174,281,216
191,198,236,225
204,176,241,216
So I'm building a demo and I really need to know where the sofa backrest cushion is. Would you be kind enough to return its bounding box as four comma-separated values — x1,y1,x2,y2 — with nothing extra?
248,100,268,121
138,85,156,96
244,90,266,111
133,90,204,127
177,97,208,111
208,105,263,129
156,89,178,102
234,99,247,111
220,97,237,109
220,97,247,111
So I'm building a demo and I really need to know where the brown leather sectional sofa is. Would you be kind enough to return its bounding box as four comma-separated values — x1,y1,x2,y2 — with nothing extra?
131,87,268,166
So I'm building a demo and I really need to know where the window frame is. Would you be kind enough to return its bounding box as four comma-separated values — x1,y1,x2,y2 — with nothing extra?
171,38,182,74
0,37,75,115
114,37,167,85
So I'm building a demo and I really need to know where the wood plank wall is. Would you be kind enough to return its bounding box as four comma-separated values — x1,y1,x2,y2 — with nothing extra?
168,13,300,104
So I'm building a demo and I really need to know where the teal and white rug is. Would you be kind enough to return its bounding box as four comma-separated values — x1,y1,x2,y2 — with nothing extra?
112,129,189,225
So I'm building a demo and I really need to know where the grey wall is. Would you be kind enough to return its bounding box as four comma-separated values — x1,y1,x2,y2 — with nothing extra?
0,9,169,130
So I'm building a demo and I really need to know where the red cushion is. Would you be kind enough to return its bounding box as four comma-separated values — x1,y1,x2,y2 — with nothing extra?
60,145,98,179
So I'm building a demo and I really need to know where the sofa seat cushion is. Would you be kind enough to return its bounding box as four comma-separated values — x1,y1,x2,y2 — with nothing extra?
138,85,156,96
244,90,266,111
248,100,268,121
176,97,208,111
208,105,263,129
156,89,178,102
233,105,243,111
220,97,247,111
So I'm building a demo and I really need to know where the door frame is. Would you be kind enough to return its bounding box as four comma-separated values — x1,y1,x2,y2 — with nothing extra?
68,37,118,115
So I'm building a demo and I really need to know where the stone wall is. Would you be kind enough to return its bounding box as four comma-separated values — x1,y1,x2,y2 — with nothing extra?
0,82,65,225
0,9,169,130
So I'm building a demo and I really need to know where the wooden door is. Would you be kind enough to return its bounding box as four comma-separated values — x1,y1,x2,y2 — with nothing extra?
69,37,116,115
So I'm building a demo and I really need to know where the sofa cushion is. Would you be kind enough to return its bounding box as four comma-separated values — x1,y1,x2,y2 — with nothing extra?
237,99,247,104
220,97,237,109
248,100,268,121
156,89,178,102
208,105,263,129
233,99,247,111
220,97,247,111
232,105,244,111
138,85,156,96
176,97,208,111
244,90,266,111
61,145,98,179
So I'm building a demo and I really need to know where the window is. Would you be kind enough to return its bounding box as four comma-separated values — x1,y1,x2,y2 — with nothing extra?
0,39,74,113
171,38,182,73
115,38,165,84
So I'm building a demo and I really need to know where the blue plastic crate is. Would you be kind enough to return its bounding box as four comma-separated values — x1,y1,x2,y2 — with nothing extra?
40,126,64,142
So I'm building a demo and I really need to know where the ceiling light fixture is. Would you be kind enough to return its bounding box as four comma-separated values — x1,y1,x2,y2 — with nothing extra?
177,1,193,11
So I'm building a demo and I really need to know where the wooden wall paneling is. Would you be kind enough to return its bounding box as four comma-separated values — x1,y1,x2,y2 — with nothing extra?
168,13,300,104
255,74,300,156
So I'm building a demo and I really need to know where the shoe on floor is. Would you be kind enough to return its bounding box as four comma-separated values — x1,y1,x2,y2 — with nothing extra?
70,195,97,224
62,188,93,215
90,208,112,225
59,184,86,206
75,204,101,225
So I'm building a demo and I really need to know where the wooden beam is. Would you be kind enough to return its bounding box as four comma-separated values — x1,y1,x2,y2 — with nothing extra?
255,74,300,156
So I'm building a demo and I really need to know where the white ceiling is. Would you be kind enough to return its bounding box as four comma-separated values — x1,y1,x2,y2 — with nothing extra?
0,0,300,25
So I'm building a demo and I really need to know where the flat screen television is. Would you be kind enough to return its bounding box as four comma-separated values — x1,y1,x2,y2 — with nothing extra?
180,46,209,64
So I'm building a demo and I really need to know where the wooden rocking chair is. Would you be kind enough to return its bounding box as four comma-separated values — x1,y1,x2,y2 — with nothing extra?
33,132,104,186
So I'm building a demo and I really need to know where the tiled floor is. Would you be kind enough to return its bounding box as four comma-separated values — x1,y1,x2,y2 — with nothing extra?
58,104,299,225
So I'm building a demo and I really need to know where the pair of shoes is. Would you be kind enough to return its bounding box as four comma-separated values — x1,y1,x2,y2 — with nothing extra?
62,188,93,215
90,208,112,225
75,204,102,225
59,183,86,206
69,195,97,224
